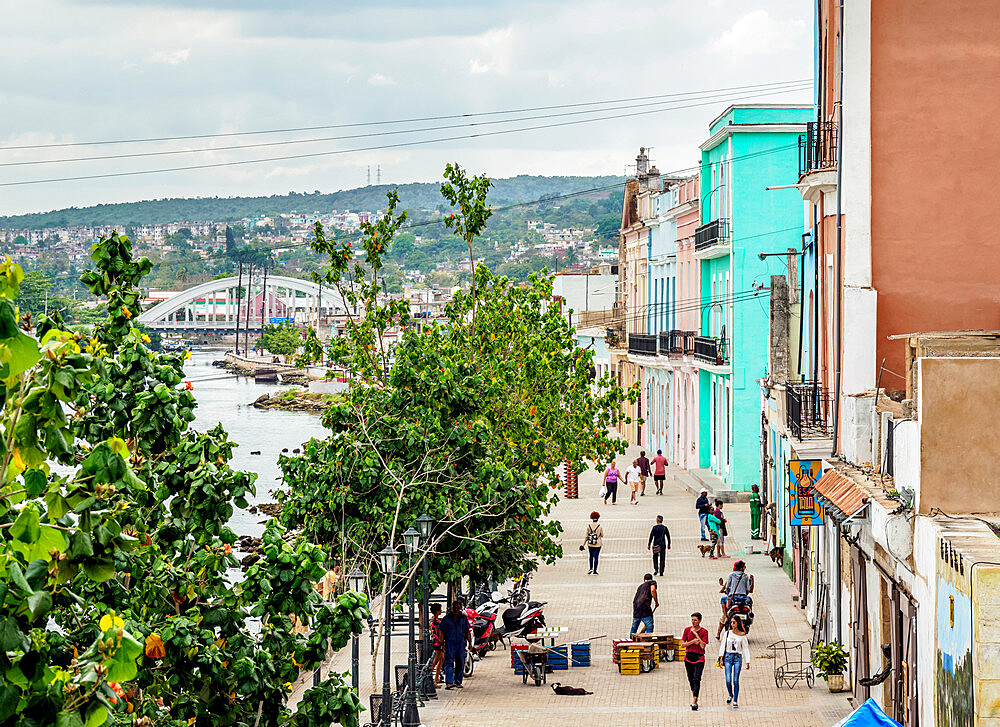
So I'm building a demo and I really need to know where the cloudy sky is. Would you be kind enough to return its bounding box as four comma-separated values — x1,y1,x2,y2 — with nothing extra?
0,0,812,215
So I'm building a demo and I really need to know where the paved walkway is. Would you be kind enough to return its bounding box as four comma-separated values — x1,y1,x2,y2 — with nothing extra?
292,443,854,726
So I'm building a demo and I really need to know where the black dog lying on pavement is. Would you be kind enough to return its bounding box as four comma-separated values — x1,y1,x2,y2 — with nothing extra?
551,683,593,696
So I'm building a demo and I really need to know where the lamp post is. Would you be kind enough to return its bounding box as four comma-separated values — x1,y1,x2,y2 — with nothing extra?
401,527,422,727
347,569,366,693
416,513,434,661
377,545,398,727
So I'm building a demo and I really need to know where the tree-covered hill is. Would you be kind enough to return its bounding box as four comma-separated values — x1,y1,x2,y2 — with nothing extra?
1,174,623,229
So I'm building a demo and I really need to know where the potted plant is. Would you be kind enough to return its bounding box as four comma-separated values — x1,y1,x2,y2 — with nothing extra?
811,641,849,692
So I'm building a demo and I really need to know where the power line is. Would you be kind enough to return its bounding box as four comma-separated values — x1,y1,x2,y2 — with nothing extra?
0,86,811,188
0,79,812,151
0,82,811,168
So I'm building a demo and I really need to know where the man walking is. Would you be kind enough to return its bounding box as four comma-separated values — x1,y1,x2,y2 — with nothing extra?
695,488,711,541
630,573,658,637
651,449,668,495
647,515,671,576
636,450,651,496
626,459,642,505
439,600,473,689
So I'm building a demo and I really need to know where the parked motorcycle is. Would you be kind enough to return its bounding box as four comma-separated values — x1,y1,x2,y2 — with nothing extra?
726,594,754,633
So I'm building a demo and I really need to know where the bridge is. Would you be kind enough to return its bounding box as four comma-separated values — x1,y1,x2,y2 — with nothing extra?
137,275,349,333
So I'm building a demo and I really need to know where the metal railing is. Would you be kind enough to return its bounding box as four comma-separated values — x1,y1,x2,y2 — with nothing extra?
693,336,728,365
682,331,696,355
694,219,729,252
786,381,833,440
798,121,838,176
628,333,658,356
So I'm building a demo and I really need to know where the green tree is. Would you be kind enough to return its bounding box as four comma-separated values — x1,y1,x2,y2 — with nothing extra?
258,321,303,359
15,270,52,316
278,167,635,603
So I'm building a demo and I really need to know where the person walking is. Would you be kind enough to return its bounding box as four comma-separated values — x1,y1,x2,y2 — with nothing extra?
430,603,445,685
695,488,711,541
581,511,604,575
646,515,671,577
700,508,723,559
713,500,728,557
682,612,709,711
749,484,762,539
651,449,668,495
718,615,751,708
439,600,473,690
602,462,620,505
629,573,658,637
636,450,651,496
626,459,641,505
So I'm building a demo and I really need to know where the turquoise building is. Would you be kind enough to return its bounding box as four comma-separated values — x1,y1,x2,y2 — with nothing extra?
695,104,812,491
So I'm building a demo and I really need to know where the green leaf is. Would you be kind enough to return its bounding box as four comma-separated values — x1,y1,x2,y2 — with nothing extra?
0,617,27,652
23,470,46,498
82,561,115,582
69,531,94,558
0,684,19,722
10,506,40,544
84,703,108,727
57,712,85,727
26,590,52,620
8,563,31,593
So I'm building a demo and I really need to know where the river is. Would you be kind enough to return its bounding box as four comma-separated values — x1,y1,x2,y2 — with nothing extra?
183,348,329,537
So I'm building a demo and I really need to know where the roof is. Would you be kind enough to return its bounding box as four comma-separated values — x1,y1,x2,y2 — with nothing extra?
813,464,898,520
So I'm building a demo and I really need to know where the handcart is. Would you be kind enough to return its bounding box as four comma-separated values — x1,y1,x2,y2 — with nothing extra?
515,644,548,687
769,639,815,689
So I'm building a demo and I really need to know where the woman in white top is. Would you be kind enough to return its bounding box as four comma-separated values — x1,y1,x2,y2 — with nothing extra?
718,615,751,708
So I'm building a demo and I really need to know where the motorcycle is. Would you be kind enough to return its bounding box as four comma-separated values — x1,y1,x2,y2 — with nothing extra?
461,604,501,677
726,594,754,633
497,598,547,641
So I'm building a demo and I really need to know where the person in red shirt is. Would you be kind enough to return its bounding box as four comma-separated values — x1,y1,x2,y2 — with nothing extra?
681,612,709,711
651,449,668,495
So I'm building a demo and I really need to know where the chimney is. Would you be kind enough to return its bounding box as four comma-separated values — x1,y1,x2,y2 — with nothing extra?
769,274,790,384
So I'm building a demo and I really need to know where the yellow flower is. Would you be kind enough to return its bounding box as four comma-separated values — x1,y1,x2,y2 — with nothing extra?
141,334,151,343
99,613,125,631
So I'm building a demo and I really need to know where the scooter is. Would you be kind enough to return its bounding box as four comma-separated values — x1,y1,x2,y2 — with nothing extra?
496,599,547,642
726,594,754,633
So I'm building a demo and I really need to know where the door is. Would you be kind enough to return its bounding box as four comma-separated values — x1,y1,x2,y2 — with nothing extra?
851,546,870,702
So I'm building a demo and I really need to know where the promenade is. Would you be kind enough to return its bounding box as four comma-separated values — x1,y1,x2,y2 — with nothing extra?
294,444,855,726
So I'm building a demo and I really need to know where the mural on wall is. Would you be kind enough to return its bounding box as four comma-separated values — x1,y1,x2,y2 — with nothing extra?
936,545,974,727
788,459,824,526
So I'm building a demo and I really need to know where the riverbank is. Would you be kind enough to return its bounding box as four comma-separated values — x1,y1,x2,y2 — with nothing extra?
251,388,339,412
214,352,312,384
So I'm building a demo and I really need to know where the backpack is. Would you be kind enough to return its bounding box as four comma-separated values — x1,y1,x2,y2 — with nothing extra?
586,524,600,546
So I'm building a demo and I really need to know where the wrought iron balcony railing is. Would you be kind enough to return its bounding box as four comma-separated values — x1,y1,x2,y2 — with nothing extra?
693,336,728,366
786,381,833,440
798,121,838,176
694,219,730,252
628,333,658,356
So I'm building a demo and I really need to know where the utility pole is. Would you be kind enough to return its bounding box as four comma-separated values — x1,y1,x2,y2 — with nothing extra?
234,260,243,354
376,165,381,185
244,263,254,356
260,259,269,330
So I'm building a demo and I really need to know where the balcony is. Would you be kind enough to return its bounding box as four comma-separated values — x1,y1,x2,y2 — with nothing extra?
798,121,838,176
693,219,731,260
693,336,728,366
628,333,658,356
786,381,833,440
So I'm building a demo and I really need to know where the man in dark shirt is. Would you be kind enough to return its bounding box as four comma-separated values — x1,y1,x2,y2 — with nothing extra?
630,573,658,636
636,450,651,496
695,489,711,541
439,600,473,688
647,515,671,576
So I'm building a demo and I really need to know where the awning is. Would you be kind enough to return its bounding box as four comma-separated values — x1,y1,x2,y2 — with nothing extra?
813,469,868,521
831,698,902,727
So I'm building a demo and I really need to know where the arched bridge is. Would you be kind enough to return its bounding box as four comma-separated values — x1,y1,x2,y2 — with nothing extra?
137,275,348,332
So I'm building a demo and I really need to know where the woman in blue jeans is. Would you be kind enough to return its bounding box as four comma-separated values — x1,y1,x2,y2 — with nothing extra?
718,615,750,708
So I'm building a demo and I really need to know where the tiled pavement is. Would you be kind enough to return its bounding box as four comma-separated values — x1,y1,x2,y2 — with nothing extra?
291,443,855,726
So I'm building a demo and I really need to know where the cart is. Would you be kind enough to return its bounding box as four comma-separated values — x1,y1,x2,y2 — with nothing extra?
514,646,548,687
769,639,815,689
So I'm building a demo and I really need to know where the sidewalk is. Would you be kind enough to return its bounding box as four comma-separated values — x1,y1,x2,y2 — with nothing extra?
294,443,855,726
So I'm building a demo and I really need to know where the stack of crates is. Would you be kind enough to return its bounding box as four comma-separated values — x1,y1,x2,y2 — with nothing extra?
612,640,635,665
570,643,591,667
548,645,568,671
511,644,529,675
618,646,643,675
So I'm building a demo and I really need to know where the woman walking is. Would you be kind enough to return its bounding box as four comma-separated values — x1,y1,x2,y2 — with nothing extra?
749,484,762,539
430,603,445,685
718,615,751,708
681,612,709,710
602,462,620,505
581,511,604,575
713,500,728,557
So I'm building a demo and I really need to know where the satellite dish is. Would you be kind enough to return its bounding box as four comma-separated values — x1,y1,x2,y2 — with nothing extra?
885,515,913,560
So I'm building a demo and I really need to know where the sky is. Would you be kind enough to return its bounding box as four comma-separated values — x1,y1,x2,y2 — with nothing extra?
0,0,812,216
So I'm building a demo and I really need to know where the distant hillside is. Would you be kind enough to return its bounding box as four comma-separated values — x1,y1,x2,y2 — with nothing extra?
1,175,623,229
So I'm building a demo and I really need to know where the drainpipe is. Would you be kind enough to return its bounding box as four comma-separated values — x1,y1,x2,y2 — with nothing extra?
831,0,845,458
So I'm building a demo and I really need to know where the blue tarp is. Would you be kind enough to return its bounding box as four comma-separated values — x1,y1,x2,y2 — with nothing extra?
831,699,903,727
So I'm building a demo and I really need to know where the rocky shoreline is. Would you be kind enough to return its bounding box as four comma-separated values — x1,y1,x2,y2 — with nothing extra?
251,388,338,412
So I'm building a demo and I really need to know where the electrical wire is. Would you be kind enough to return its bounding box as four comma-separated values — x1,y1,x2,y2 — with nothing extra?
0,79,812,151
0,86,811,188
1,82,811,168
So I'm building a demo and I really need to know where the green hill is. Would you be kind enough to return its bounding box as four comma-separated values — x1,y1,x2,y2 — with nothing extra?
1,175,623,229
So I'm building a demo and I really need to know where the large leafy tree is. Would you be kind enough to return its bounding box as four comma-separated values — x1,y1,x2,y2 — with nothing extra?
0,235,370,727
278,166,635,596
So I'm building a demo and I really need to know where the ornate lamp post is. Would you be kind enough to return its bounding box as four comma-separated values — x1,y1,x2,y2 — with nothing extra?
377,545,398,727
416,513,434,661
347,569,366,693
401,527,422,727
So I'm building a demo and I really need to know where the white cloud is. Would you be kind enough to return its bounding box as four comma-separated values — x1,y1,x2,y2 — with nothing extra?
366,73,396,86
710,9,806,60
145,48,191,65
466,26,513,75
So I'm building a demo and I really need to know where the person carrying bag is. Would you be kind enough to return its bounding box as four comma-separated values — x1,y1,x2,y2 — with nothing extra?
580,511,604,575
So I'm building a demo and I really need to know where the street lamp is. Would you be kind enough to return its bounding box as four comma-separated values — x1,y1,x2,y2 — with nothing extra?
347,570,366,692
401,528,422,727
377,545,397,727
415,514,434,661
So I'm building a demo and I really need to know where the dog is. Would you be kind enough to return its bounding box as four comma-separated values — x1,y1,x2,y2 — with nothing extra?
551,683,593,696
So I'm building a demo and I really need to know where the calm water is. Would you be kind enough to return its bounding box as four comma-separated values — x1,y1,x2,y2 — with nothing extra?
183,348,329,537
